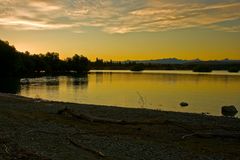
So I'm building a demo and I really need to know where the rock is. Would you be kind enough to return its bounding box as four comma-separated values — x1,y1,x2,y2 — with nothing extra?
180,102,189,107
201,112,210,116
221,105,238,117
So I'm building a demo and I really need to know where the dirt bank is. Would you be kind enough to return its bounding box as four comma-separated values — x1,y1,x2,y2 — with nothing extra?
0,93,240,160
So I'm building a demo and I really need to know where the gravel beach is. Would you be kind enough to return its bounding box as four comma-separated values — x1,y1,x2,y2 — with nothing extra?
0,93,240,160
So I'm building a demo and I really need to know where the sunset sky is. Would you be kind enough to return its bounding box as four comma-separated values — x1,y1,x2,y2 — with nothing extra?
0,0,240,60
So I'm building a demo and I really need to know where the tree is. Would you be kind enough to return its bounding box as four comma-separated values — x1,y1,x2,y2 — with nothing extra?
68,54,89,74
0,40,20,77
43,52,61,74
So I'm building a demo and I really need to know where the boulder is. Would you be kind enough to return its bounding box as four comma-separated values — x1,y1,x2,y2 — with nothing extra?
221,105,238,117
180,102,189,107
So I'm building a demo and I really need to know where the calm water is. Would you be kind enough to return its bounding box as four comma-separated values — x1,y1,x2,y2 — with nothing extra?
16,70,240,117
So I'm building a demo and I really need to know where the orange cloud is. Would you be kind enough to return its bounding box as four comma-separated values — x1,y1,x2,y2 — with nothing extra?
0,0,239,33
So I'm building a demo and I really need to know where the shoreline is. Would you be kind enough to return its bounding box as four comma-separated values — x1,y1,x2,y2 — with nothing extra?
9,92,239,120
0,92,240,160
15,92,240,118
90,69,240,75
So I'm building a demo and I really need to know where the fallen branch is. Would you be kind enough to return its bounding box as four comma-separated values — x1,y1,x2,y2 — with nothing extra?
182,132,240,140
58,108,172,125
26,130,60,135
57,108,195,133
163,120,193,132
67,137,105,158
25,128,105,158
3,144,9,154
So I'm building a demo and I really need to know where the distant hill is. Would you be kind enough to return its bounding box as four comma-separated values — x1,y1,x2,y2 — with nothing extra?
124,58,240,65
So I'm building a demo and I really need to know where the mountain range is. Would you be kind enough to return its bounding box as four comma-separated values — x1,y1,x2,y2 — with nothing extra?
124,58,240,65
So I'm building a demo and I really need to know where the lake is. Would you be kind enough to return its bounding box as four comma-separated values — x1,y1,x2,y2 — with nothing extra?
13,70,240,117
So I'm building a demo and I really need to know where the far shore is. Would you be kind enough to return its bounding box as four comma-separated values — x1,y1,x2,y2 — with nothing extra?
0,92,240,160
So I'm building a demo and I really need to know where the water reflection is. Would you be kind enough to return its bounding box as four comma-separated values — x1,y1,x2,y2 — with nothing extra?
71,76,88,89
46,77,59,86
17,71,240,117
95,72,104,84
0,78,20,94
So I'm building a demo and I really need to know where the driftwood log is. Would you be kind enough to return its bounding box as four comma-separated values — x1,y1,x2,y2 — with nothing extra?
57,108,196,132
57,108,168,125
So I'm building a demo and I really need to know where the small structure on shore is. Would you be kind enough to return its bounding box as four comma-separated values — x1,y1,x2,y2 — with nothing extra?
20,78,30,85
221,105,238,117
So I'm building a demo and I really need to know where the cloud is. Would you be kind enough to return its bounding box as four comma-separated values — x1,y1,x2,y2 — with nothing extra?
0,0,239,33
0,17,74,30
207,24,240,32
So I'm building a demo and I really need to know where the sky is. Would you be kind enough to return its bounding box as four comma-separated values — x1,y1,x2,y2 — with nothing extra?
0,0,240,60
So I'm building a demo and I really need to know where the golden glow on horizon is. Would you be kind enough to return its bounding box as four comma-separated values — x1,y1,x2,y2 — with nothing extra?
4,29,239,61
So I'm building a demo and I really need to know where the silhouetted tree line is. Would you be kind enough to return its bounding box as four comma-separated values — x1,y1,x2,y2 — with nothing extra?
90,59,240,72
0,39,89,77
1,39,240,78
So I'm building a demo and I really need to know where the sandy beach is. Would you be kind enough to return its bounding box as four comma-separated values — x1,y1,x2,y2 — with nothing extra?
0,93,240,160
